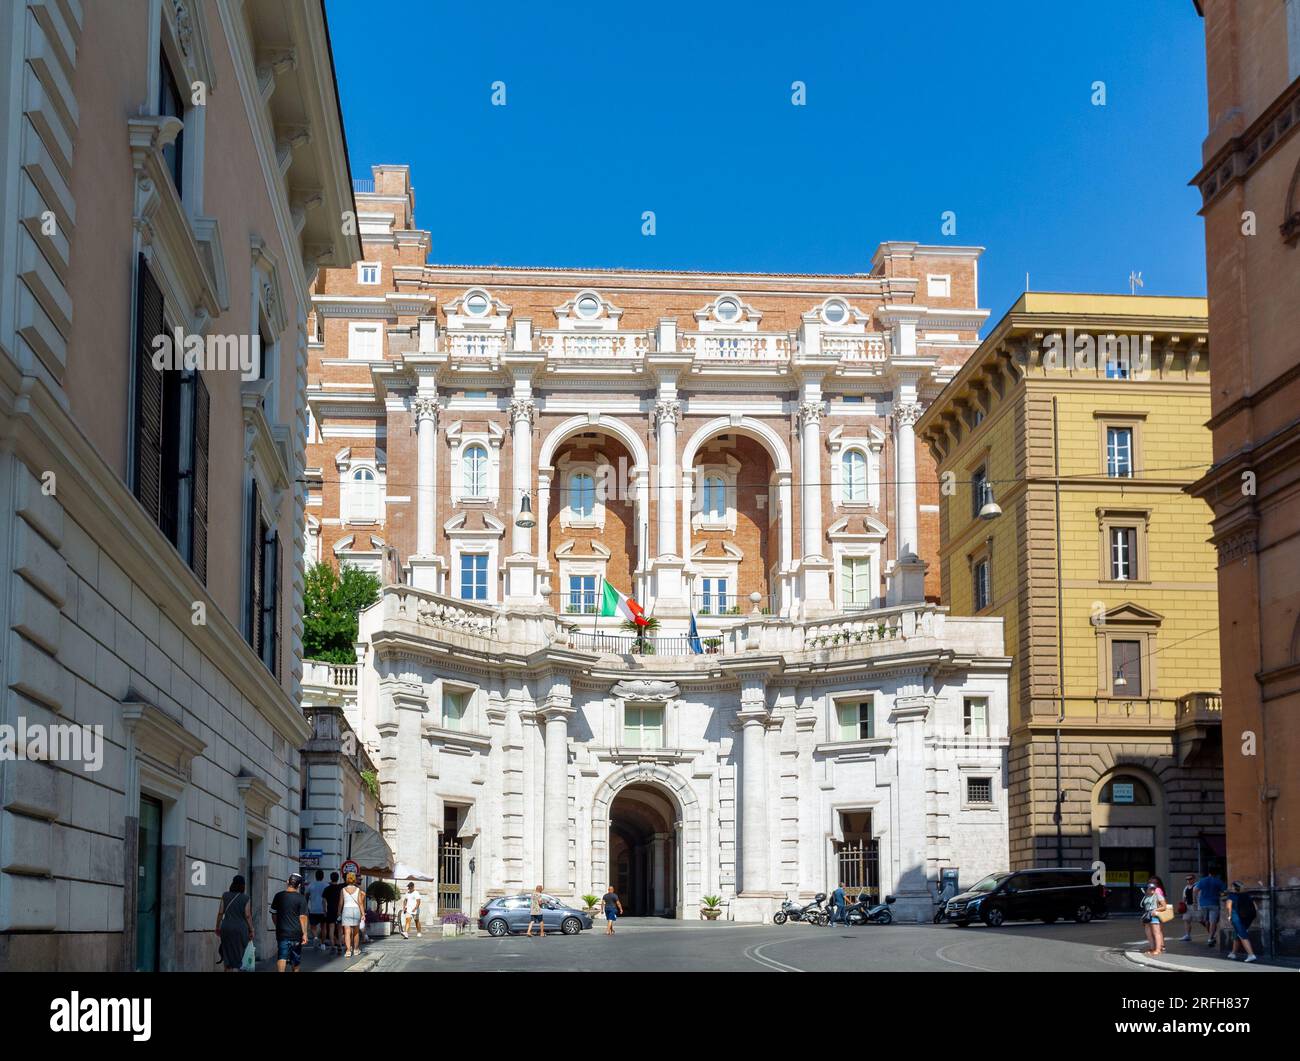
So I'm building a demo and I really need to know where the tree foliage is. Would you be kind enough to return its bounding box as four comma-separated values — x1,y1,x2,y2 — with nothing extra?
303,562,380,663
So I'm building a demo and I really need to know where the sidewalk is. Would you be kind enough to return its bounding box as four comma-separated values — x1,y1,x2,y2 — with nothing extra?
254,936,394,972
1124,938,1298,973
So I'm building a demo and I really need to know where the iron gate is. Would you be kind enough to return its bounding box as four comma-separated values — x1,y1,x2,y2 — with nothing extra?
836,838,879,899
438,837,462,913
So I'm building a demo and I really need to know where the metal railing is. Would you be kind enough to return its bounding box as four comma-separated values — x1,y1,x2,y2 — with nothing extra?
352,178,374,194
566,632,699,656
693,593,745,616
836,839,880,898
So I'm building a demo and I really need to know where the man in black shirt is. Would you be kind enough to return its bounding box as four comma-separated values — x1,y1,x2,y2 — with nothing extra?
270,872,310,972
321,872,343,954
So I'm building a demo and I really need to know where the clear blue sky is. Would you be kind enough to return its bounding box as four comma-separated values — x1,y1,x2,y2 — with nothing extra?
325,0,1208,328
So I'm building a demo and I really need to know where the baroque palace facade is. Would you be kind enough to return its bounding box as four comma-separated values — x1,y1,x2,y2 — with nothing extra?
305,165,1011,921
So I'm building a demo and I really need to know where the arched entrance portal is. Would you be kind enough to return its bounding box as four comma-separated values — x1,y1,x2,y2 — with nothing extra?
608,784,678,917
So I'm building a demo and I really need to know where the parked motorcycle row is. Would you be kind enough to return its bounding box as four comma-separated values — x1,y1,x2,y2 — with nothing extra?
772,892,897,926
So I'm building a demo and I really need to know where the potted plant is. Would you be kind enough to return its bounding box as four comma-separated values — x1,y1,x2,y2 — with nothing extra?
365,880,399,937
441,911,471,938
581,894,601,916
700,895,724,921
703,637,723,655
621,615,661,655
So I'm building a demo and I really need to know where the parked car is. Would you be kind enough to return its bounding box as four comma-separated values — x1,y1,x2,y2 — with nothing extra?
944,868,1108,927
478,894,594,937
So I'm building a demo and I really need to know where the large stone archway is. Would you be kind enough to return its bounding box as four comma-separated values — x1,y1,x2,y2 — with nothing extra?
591,763,703,919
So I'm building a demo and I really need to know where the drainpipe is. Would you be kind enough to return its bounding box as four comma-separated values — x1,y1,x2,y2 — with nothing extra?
1053,396,1065,869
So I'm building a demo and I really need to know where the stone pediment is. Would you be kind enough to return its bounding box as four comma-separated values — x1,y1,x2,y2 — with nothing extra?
611,679,680,702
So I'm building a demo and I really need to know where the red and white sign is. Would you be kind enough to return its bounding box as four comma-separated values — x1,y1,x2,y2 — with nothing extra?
341,860,360,879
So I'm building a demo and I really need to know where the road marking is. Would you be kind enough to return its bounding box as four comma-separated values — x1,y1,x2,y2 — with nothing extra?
743,940,804,973
934,942,997,972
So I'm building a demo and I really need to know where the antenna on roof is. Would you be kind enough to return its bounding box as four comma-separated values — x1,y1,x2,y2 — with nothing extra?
1129,270,1144,294
1025,272,1030,292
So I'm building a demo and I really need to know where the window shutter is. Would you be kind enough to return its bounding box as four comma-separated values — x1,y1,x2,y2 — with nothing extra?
247,481,261,650
133,255,165,523
269,531,281,677
191,371,210,583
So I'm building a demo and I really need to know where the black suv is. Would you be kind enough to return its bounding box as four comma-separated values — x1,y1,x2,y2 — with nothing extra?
944,868,1108,927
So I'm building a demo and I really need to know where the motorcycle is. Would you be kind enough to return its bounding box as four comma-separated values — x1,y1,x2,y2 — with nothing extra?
933,894,950,925
772,892,828,925
845,893,896,926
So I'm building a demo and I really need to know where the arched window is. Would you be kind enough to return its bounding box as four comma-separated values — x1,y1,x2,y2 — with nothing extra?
570,472,595,518
842,449,867,502
351,468,378,521
702,475,726,519
463,444,488,497
1099,774,1153,806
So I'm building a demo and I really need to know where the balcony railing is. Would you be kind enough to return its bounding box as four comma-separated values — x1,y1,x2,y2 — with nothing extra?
352,178,374,194
539,332,649,359
567,632,700,656
445,333,505,359
683,334,791,362
303,660,358,688
822,334,886,361
693,593,746,616
1176,691,1223,725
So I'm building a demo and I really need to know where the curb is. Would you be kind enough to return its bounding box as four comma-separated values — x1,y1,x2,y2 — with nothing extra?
345,952,383,972
1123,948,1210,973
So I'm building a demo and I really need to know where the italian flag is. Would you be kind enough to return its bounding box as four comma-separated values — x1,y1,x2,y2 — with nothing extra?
599,579,649,626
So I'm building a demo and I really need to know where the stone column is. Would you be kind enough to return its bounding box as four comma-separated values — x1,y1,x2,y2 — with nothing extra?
409,395,443,591
505,395,540,604
797,398,832,615
541,678,573,894
887,395,928,605
654,397,680,556
737,670,770,901
890,686,933,922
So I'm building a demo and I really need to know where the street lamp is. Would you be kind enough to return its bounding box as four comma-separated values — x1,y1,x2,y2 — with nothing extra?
515,492,535,528
978,496,1003,520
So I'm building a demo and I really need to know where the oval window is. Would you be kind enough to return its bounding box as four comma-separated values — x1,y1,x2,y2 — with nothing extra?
715,299,739,323
824,300,847,324
576,295,600,319
465,293,490,316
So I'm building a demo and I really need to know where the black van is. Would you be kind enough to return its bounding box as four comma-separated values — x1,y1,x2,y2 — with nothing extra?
944,868,1108,927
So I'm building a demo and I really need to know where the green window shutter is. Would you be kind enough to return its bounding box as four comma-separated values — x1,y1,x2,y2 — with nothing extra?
133,255,165,524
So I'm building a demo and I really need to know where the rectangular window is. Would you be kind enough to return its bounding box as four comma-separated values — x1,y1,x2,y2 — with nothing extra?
836,700,874,742
1111,639,1142,696
132,256,209,582
963,697,989,739
567,574,597,614
349,323,382,360
699,576,729,615
158,52,185,199
970,466,990,520
1107,427,1133,478
1109,526,1137,580
460,554,488,601
623,706,664,749
841,556,872,609
966,777,993,804
842,395,865,404
927,274,951,298
442,689,469,730
357,263,380,285
972,558,991,611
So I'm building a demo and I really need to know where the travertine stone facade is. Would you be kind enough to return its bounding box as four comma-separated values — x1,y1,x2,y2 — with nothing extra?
0,0,356,970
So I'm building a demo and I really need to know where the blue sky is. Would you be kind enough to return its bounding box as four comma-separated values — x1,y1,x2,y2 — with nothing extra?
325,0,1208,328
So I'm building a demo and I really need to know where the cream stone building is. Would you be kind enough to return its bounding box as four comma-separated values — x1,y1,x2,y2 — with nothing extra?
0,0,356,970
305,166,1012,922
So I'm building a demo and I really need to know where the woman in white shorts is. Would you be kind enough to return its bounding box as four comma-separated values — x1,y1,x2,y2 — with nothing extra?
340,872,365,957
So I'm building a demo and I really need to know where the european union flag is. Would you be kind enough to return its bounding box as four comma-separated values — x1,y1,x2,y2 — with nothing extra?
688,612,703,654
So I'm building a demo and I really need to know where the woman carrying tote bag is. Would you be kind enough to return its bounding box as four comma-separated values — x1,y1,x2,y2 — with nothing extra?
214,874,255,972
1141,877,1170,956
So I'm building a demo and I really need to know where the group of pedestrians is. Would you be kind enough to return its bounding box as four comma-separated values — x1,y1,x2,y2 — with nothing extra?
1139,871,1258,962
214,868,369,972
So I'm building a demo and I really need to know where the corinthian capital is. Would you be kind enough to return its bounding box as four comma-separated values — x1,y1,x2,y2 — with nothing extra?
798,399,825,426
653,398,681,428
509,396,536,424
893,401,924,428
412,395,441,423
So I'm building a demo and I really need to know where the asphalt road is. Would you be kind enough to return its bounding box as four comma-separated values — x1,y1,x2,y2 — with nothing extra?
376,915,1158,973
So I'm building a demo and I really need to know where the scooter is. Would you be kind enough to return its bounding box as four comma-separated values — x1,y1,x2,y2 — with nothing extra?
773,892,828,925
845,893,896,926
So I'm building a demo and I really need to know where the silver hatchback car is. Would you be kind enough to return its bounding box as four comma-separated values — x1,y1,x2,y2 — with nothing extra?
478,893,593,936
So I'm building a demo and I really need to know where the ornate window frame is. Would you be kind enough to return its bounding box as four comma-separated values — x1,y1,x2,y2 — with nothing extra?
556,541,611,614
446,512,505,603
690,454,740,532
1096,411,1145,478
446,421,504,504
1097,507,1151,584
557,452,608,530
827,426,884,509
1094,603,1163,699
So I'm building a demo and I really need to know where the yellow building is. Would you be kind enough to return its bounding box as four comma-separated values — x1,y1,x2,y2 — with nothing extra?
916,294,1223,909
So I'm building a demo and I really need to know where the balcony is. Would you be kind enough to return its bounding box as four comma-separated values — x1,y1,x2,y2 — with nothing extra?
303,659,358,687
1175,691,1222,765
1176,691,1222,725
444,332,505,361
683,333,792,364
822,334,886,362
539,331,650,361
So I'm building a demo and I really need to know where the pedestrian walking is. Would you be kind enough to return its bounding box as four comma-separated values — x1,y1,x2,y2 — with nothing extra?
401,881,423,938
213,874,254,972
1225,881,1259,963
1140,877,1169,956
305,869,329,949
322,871,343,954
339,872,365,957
525,884,547,938
1176,874,1197,941
1193,871,1226,948
830,882,847,925
269,872,310,973
602,883,623,936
